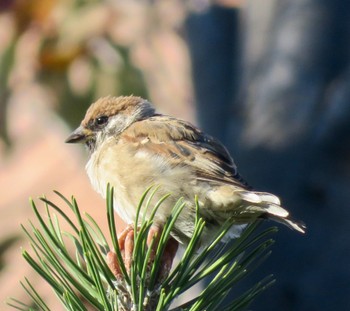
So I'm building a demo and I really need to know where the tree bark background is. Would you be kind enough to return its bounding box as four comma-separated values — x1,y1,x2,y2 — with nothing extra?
186,1,350,310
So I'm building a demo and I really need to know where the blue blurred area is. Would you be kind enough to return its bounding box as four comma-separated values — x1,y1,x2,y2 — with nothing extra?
186,1,350,310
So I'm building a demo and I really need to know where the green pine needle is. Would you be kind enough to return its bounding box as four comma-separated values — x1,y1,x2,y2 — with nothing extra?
8,186,277,311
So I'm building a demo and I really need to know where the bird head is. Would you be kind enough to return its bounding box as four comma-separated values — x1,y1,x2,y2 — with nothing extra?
65,95,155,152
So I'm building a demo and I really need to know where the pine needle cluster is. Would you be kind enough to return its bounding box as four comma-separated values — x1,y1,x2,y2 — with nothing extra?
8,186,277,311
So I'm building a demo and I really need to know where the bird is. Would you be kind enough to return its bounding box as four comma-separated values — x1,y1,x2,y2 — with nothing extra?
65,95,305,248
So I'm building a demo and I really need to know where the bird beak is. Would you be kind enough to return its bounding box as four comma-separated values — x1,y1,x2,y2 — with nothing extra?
65,126,91,144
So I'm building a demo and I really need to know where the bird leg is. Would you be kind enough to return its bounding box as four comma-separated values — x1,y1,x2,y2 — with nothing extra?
146,225,162,262
107,224,134,279
106,251,122,280
117,224,135,252
124,228,134,274
107,224,179,283
146,225,179,283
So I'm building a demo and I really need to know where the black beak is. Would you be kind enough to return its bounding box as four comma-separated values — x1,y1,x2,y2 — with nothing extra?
65,126,90,144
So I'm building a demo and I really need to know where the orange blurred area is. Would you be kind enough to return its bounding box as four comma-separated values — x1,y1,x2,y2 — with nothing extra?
0,1,195,308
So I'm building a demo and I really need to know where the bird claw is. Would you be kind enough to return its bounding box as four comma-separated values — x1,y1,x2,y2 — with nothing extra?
106,251,123,280
146,225,162,262
107,224,178,282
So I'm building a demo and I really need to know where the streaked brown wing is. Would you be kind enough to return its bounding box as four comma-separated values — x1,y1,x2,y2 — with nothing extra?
121,115,250,189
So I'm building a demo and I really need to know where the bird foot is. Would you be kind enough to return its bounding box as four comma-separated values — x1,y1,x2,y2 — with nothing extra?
107,224,178,282
106,224,134,280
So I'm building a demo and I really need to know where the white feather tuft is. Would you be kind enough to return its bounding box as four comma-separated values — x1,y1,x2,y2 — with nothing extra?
264,203,289,217
239,191,262,203
256,192,281,205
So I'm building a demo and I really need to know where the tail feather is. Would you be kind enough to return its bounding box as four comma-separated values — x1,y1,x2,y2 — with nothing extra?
243,191,305,233
207,187,306,234
238,191,263,203
240,191,281,206
264,203,289,218
268,215,306,233
256,192,281,205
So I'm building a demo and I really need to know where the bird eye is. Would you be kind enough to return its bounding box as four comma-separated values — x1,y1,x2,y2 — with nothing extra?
95,116,108,126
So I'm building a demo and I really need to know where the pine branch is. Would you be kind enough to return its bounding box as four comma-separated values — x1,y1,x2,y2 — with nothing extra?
8,186,277,310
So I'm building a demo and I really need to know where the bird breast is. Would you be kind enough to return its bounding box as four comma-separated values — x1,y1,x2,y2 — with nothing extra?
85,140,136,224
85,137,195,226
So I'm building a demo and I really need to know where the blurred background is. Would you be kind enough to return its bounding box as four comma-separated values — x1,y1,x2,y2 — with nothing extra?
1,0,349,310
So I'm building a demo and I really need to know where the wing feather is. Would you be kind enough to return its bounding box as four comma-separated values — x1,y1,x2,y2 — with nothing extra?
121,115,250,189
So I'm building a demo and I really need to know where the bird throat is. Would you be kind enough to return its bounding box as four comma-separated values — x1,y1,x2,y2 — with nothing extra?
86,139,97,154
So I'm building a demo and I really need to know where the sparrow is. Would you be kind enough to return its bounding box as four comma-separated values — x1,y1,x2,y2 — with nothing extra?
66,95,305,247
